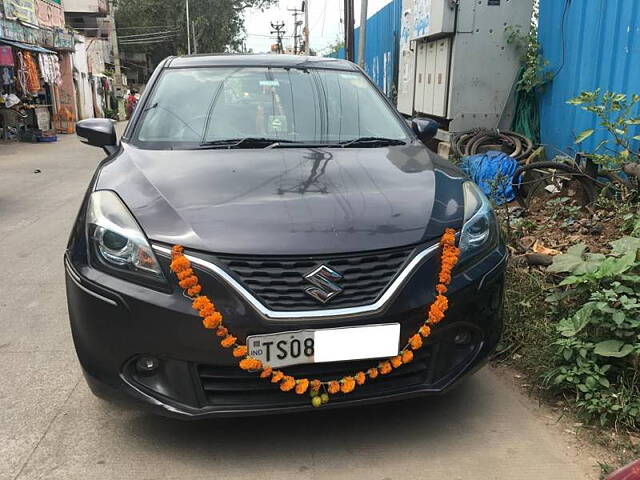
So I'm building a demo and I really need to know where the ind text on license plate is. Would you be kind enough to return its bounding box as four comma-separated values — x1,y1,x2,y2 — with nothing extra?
247,323,400,369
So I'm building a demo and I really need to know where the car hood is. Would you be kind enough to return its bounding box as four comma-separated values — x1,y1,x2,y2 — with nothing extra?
95,143,466,255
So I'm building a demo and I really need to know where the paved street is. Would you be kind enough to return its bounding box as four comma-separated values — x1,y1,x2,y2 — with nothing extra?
1,132,597,480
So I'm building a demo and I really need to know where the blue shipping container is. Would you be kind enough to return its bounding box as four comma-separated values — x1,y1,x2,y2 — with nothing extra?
329,0,402,97
538,0,640,158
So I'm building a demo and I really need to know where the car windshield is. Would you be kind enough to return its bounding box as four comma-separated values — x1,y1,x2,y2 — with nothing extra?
132,67,410,149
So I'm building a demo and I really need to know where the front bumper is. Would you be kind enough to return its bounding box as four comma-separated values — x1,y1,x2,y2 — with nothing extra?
65,243,507,419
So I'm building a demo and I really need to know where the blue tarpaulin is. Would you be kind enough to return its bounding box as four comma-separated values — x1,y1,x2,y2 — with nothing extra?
460,151,519,205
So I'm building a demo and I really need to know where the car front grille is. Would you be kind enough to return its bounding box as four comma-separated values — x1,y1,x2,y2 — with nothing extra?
197,349,434,408
216,246,416,311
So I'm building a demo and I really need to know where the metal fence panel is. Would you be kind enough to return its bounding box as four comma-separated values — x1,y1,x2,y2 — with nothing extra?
538,0,640,158
328,0,402,97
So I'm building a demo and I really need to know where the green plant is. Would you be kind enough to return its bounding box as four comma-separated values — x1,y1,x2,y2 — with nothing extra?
623,211,640,237
544,236,640,430
103,108,118,120
568,89,640,167
498,263,557,379
505,1,551,93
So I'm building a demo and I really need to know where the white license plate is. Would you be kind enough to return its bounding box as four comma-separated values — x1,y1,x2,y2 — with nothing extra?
247,323,400,369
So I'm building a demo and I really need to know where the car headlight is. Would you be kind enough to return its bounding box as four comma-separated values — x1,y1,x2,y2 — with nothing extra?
459,181,499,263
86,190,166,287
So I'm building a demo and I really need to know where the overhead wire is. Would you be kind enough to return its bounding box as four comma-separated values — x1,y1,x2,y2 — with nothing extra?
119,35,177,42
118,30,177,39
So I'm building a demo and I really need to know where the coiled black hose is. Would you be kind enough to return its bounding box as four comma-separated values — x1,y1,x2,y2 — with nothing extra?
452,129,534,162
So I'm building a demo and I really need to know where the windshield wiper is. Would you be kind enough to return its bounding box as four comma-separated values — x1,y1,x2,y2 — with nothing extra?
141,102,158,113
339,137,406,148
199,137,297,149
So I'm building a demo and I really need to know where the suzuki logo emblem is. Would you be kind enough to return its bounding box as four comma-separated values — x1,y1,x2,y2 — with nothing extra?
303,265,344,303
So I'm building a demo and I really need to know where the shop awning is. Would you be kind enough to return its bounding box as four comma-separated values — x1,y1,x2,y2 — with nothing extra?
0,38,56,54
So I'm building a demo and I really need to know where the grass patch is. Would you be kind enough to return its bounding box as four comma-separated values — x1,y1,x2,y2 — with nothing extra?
497,261,556,382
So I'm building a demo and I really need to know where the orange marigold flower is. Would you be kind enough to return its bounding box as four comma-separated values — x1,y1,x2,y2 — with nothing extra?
239,357,262,371
439,270,452,286
390,355,403,368
435,294,448,309
427,296,448,325
187,285,202,297
233,345,248,358
169,255,190,273
199,305,216,318
341,377,356,394
354,371,366,385
419,324,432,337
176,268,194,281
436,283,448,295
178,275,199,289
401,349,414,364
328,381,340,394
379,361,392,375
295,378,309,395
310,379,322,393
260,366,273,378
442,228,456,245
367,367,379,379
220,335,236,348
280,376,296,392
171,245,184,257
409,334,423,351
215,326,228,337
202,312,222,329
271,370,284,383
192,296,212,311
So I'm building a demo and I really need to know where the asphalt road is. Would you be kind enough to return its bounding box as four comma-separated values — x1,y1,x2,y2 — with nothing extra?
1,131,597,480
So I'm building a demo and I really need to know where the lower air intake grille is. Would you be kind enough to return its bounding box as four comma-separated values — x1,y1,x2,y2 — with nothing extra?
197,350,433,408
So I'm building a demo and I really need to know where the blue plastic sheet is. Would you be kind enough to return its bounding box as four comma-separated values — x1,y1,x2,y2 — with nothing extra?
460,151,519,205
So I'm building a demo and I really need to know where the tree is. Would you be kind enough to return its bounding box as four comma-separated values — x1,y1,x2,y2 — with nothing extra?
114,0,276,70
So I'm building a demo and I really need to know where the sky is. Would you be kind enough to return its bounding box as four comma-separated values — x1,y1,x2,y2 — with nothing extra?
243,0,391,55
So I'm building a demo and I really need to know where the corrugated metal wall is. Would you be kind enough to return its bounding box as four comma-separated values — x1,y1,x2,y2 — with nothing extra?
329,0,402,97
538,0,640,158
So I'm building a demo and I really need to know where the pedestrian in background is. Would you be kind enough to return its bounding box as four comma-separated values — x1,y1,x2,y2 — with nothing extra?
125,89,138,119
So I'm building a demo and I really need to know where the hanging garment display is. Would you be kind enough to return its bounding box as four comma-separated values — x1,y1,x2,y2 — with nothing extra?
52,55,61,85
2,67,15,86
37,53,61,85
0,46,15,67
16,51,27,93
18,51,40,94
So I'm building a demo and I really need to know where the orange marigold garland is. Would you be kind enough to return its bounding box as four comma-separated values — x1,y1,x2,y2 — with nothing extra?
295,378,310,395
168,228,459,407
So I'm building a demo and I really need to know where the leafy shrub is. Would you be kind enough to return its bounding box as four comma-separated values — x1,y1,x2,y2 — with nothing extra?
568,90,640,168
545,236,640,429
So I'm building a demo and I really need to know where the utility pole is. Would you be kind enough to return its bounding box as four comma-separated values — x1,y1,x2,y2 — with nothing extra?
303,0,309,55
270,21,285,54
357,0,367,67
186,0,191,54
192,20,197,54
343,0,354,62
108,0,125,120
288,6,302,54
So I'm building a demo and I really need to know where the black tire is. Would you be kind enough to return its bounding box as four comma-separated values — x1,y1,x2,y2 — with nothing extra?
512,161,597,208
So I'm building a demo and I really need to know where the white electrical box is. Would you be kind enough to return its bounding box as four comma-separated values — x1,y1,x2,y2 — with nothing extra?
397,0,534,132
411,0,456,38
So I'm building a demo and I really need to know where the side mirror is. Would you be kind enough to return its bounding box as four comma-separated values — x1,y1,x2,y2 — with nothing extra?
76,118,118,154
411,117,439,143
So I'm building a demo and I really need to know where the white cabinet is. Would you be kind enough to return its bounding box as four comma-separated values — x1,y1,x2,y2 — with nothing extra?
395,0,533,131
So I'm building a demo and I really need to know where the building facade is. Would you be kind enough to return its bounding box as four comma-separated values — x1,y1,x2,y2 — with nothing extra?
0,0,121,141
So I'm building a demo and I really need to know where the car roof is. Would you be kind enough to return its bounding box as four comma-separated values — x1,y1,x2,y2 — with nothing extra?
165,54,358,71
